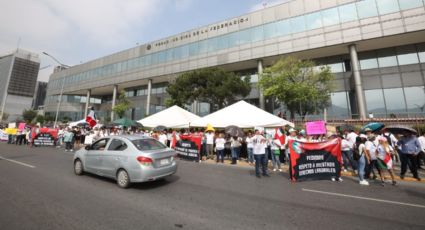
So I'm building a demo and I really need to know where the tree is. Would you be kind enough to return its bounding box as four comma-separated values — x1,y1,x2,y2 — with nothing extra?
166,67,251,112
112,90,132,119
22,109,37,123
35,115,45,124
259,56,335,120
45,114,55,122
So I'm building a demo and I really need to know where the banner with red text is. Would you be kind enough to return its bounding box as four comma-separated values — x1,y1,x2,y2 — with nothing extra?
289,139,342,182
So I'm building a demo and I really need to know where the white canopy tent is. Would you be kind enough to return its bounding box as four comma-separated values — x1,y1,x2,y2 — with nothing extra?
137,105,201,128
190,100,294,128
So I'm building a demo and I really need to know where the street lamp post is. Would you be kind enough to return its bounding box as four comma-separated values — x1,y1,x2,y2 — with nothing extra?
43,52,69,128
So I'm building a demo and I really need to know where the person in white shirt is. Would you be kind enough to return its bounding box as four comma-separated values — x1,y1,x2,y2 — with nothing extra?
357,134,369,185
205,131,215,160
376,137,396,186
245,132,254,165
158,131,168,146
341,136,356,172
345,129,358,149
270,138,282,172
252,129,268,178
365,135,379,180
215,133,226,163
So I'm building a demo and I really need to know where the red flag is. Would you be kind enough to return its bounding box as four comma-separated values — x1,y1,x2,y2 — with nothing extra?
170,131,177,148
275,128,285,145
85,109,97,128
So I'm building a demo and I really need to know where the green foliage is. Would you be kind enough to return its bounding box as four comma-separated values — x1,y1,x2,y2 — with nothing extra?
35,115,45,124
166,67,251,111
112,90,132,118
62,116,70,123
44,114,55,122
259,56,335,120
22,109,37,123
413,124,425,136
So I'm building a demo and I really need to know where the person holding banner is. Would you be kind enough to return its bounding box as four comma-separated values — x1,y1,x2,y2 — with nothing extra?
253,129,268,178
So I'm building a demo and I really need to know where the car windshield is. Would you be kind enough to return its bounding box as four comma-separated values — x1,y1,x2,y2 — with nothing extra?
132,139,167,151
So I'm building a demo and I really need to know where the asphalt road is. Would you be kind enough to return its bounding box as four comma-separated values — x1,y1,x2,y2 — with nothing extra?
1,143,425,230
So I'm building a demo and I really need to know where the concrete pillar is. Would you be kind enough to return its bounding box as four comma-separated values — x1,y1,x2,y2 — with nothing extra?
111,85,118,121
349,44,367,119
257,60,265,110
84,89,91,118
146,79,152,116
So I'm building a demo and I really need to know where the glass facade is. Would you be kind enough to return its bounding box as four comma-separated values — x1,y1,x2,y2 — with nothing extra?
48,0,425,90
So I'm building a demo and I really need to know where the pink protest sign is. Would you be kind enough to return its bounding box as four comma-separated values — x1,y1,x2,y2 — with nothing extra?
306,121,326,135
18,123,26,131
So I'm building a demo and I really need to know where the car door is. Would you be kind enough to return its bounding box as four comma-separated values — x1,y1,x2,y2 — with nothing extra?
102,138,129,178
85,138,110,175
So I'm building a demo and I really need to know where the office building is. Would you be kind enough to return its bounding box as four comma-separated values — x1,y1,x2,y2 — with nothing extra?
0,49,40,121
45,0,425,121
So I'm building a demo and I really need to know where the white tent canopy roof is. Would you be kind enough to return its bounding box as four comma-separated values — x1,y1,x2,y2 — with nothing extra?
190,100,294,128
137,105,201,128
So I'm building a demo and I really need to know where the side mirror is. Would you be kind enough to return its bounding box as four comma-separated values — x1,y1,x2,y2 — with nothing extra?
85,145,91,150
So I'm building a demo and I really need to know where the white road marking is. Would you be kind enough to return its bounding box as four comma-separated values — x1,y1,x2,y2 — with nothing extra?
0,156,36,168
302,188,425,209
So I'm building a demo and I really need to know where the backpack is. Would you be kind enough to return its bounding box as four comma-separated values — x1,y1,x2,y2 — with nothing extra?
352,145,361,161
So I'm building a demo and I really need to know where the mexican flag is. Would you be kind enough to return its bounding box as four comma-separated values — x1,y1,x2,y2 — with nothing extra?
274,127,286,145
85,108,97,128
377,153,393,170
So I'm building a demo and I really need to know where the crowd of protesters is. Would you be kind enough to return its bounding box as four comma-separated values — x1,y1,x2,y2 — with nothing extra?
3,122,425,184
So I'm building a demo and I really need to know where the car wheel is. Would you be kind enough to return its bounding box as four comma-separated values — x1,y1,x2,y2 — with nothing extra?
74,159,84,176
117,169,130,188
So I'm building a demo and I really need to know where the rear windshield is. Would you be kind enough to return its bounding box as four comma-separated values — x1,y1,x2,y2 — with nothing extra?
132,139,167,151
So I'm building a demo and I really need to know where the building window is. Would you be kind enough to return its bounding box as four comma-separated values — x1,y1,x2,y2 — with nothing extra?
376,0,400,15
356,0,378,19
305,11,322,30
404,86,425,113
360,58,378,70
378,56,398,67
397,53,419,65
383,88,406,114
339,3,358,23
328,92,350,118
290,16,306,34
398,0,423,10
365,89,386,115
322,7,340,27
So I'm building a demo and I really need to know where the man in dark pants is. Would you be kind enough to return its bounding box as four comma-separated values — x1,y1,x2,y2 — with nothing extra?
398,132,421,181
252,130,268,178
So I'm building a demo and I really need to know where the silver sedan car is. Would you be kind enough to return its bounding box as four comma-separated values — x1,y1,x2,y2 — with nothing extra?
73,135,178,188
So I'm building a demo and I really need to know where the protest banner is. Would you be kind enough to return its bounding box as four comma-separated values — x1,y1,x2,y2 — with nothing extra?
0,129,8,142
306,120,326,135
174,134,202,161
289,138,342,182
32,128,58,146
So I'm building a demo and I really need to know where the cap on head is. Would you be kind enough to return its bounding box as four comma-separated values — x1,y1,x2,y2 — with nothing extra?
359,134,367,139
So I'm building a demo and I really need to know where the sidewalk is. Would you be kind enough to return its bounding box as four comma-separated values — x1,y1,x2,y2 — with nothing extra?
198,157,425,183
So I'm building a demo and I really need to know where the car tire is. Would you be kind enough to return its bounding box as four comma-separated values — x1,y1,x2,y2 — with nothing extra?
74,159,84,176
117,169,131,189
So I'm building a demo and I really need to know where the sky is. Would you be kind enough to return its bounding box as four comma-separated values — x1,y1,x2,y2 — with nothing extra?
0,0,288,82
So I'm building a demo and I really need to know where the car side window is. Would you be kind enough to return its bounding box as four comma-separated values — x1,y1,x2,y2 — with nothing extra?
108,139,128,151
92,138,110,151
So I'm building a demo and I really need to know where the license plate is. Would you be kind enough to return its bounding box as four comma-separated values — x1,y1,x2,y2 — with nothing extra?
160,158,169,165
